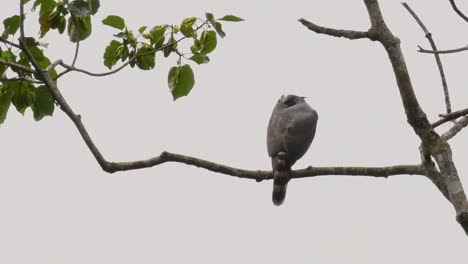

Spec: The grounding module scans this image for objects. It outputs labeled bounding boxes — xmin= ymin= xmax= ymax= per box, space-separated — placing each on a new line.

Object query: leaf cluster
xmin=102 ymin=13 xmax=243 ymax=100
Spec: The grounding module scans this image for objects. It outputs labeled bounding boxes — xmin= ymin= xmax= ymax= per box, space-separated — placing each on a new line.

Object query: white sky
xmin=1 ymin=0 xmax=468 ymax=263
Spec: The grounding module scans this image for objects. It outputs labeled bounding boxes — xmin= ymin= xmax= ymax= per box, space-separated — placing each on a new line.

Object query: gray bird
xmin=267 ymin=94 xmax=318 ymax=205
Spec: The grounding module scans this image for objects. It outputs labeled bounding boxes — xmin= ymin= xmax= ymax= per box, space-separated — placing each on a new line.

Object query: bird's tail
xmin=272 ymin=152 xmax=291 ymax=206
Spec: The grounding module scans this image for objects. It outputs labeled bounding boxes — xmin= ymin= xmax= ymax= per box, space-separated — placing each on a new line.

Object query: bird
xmin=267 ymin=94 xmax=318 ymax=205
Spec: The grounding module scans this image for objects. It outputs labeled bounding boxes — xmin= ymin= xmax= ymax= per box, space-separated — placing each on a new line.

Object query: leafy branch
xmin=0 ymin=0 xmax=243 ymax=124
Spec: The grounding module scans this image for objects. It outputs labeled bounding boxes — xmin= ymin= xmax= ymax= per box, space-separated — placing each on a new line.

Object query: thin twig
xmin=71 ymin=42 xmax=79 ymax=67
xmin=449 ymin=0 xmax=468 ymax=23
xmin=419 ymin=45 xmax=468 ymax=54
xmin=0 ymin=37 xmax=21 ymax=49
xmin=0 ymin=77 xmax=43 ymax=84
xmin=0 ymin=59 xmax=36 ymax=74
xmin=402 ymin=2 xmax=451 ymax=113
xmin=431 ymin=107 xmax=468 ymax=128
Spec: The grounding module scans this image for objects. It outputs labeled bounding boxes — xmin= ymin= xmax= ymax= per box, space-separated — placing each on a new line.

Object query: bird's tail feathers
xmin=272 ymin=152 xmax=291 ymax=206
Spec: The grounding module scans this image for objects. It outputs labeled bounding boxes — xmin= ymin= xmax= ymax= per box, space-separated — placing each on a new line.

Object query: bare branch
xmin=298 ymin=18 xmax=370 ymax=39
xmin=419 ymin=45 xmax=468 ymax=54
xmin=442 ymin=115 xmax=468 ymax=140
xmin=449 ymin=0 xmax=468 ymax=23
xmin=402 ymin=2 xmax=451 ymax=113
xmin=432 ymin=107 xmax=468 ymax=128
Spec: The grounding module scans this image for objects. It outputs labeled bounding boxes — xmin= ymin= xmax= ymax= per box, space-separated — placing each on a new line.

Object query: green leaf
xmin=3 ymin=15 xmax=20 ymax=35
xmin=168 ymin=64 xmax=195 ymax=100
xmin=206 ymin=13 xmax=225 ymax=37
xmin=67 ymin=15 xmax=92 ymax=42
xmin=10 ymin=81 xmax=35 ymax=114
xmin=57 ymin=15 xmax=66 ymax=34
xmin=32 ymin=85 xmax=54 ymax=121
xmin=136 ymin=45 xmax=155 ymax=70
xmin=68 ymin=0 xmax=90 ymax=17
xmin=102 ymin=15 xmax=125 ymax=30
xmin=0 ymin=85 xmax=12 ymax=125
xmin=218 ymin=15 xmax=244 ymax=22
xmin=88 ymin=0 xmax=100 ymax=15
xmin=37 ymin=0 xmax=57 ymax=37
xmin=213 ymin=22 xmax=226 ymax=38
xmin=138 ymin=26 xmax=147 ymax=34
xmin=205 ymin=13 xmax=215 ymax=25
xmin=189 ymin=54 xmax=210 ymax=65
xmin=180 ymin=17 xmax=197 ymax=38
xmin=103 ymin=40 xmax=122 ymax=69
xmin=200 ymin=30 xmax=217 ymax=55
xmin=163 ymin=35 xmax=177 ymax=57
xmin=148 ymin=25 xmax=167 ymax=48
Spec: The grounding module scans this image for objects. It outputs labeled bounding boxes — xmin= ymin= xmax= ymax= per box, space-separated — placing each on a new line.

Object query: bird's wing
xmin=283 ymin=106 xmax=318 ymax=164
xmin=267 ymin=108 xmax=291 ymax=157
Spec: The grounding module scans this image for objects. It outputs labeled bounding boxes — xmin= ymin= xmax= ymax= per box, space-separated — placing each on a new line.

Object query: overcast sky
xmin=1 ymin=0 xmax=468 ymax=263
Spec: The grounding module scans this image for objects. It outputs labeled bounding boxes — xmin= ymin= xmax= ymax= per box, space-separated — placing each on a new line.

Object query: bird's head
xmin=279 ymin=94 xmax=306 ymax=107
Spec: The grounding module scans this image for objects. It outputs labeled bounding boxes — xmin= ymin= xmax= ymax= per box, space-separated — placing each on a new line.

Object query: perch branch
xmin=402 ymin=3 xmax=451 ymax=113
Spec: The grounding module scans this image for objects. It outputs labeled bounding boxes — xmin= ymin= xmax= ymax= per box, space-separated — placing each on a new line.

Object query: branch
xmin=431 ymin=107 xmax=468 ymax=128
xmin=104 ymin=151 xmax=427 ymax=180
xmin=0 ymin=77 xmax=43 ymax=84
xmin=449 ymin=0 xmax=468 ymax=23
xmin=402 ymin=2 xmax=451 ymax=113
xmin=0 ymin=37 xmax=21 ymax=49
xmin=419 ymin=45 xmax=468 ymax=54
xmin=442 ymin=115 xmax=468 ymax=140
xmin=298 ymin=18 xmax=370 ymax=39
xmin=0 ymin=59 xmax=36 ymax=74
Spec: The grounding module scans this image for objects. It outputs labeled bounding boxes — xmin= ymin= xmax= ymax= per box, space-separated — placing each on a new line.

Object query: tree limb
xmin=402 ymin=2 xmax=451 ymax=113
